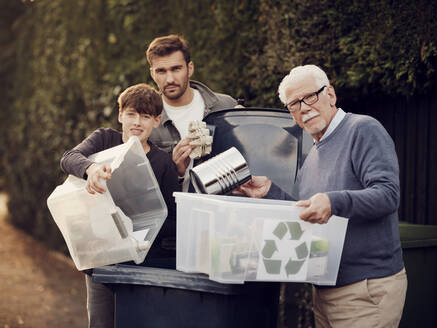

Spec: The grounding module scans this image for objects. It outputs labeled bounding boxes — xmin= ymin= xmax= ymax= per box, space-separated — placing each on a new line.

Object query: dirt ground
xmin=0 ymin=193 xmax=88 ymax=328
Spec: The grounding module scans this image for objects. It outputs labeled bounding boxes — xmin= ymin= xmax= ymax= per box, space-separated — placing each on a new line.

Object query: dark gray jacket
xmin=149 ymin=80 xmax=237 ymax=153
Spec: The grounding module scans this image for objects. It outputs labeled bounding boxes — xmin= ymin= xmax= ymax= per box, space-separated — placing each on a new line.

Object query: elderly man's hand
xmin=85 ymin=163 xmax=112 ymax=194
xmin=232 ymin=176 xmax=272 ymax=198
xmin=172 ymin=138 xmax=195 ymax=177
xmin=296 ymin=193 xmax=332 ymax=224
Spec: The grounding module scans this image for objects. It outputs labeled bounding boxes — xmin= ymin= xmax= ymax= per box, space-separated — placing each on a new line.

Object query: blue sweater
xmin=297 ymin=113 xmax=404 ymax=286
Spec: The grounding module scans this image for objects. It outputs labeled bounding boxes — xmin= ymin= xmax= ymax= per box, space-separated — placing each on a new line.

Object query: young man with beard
xmin=146 ymin=34 xmax=237 ymax=190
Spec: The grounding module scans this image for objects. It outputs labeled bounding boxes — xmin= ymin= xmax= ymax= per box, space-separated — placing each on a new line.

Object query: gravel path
xmin=0 ymin=193 xmax=87 ymax=328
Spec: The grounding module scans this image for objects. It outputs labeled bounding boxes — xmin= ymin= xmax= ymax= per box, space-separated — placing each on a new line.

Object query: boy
xmin=61 ymin=83 xmax=180 ymax=327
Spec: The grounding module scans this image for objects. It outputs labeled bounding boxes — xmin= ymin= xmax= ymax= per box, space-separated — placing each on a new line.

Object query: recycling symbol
xmin=258 ymin=221 xmax=311 ymax=280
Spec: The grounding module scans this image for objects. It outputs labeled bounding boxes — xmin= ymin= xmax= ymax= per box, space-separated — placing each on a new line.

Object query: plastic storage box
xmin=47 ymin=136 xmax=167 ymax=270
xmin=175 ymin=192 xmax=348 ymax=286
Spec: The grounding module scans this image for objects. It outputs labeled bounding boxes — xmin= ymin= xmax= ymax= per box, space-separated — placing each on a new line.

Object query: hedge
xmin=1 ymin=0 xmax=436 ymax=250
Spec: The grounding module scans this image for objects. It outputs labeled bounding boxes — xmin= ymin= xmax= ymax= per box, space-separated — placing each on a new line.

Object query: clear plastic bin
xmin=174 ymin=192 xmax=348 ymax=286
xmin=47 ymin=136 xmax=167 ymax=270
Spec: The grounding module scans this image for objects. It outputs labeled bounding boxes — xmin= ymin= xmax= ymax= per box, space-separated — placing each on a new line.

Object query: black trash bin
xmin=204 ymin=107 xmax=313 ymax=196
xmin=93 ymin=264 xmax=280 ymax=328
xmin=399 ymin=222 xmax=437 ymax=327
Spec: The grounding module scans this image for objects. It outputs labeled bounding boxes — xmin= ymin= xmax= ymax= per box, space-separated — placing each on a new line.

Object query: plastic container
xmin=174 ymin=192 xmax=348 ymax=286
xmin=47 ymin=136 xmax=167 ymax=270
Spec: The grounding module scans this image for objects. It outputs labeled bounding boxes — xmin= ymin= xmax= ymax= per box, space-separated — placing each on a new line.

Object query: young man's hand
xmin=232 ymin=176 xmax=272 ymax=198
xmin=172 ymin=138 xmax=194 ymax=177
xmin=85 ymin=163 xmax=112 ymax=194
xmin=296 ymin=193 xmax=331 ymax=224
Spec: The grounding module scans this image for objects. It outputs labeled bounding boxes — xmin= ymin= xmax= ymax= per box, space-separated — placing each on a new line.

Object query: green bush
xmin=2 ymin=0 xmax=436 ymax=251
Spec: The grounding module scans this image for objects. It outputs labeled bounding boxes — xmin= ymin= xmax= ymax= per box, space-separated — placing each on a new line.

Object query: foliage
xmin=2 ymin=0 xmax=436 ymax=251
xmin=250 ymin=0 xmax=437 ymax=106
xmin=279 ymin=283 xmax=314 ymax=328
xmin=0 ymin=0 xmax=25 ymax=189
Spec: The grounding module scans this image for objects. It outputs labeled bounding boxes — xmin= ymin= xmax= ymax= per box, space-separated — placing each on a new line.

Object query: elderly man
xmin=238 ymin=65 xmax=407 ymax=327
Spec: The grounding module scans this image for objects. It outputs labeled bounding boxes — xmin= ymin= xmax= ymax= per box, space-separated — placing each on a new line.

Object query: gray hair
xmin=278 ymin=65 xmax=330 ymax=104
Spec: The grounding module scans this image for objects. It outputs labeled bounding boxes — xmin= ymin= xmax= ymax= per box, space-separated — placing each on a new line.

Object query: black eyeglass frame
xmin=285 ymin=85 xmax=327 ymax=113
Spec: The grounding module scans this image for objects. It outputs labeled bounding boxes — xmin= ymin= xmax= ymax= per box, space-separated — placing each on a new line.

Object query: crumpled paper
xmin=188 ymin=121 xmax=213 ymax=159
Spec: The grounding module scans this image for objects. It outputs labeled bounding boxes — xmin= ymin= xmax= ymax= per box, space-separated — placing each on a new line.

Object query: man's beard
xmin=162 ymin=75 xmax=189 ymax=100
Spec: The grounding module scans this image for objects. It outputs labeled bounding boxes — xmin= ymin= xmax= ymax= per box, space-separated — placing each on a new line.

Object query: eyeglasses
xmin=285 ymin=85 xmax=327 ymax=113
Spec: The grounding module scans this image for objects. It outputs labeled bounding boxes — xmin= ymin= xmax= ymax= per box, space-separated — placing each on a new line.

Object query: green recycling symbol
xmin=260 ymin=221 xmax=310 ymax=279
xmin=273 ymin=222 xmax=304 ymax=240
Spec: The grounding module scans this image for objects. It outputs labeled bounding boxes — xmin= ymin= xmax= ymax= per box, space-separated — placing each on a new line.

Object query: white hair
xmin=278 ymin=65 xmax=330 ymax=104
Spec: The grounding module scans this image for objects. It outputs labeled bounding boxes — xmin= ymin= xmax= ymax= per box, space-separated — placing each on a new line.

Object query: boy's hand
xmin=85 ymin=163 xmax=112 ymax=194
xmin=232 ymin=176 xmax=272 ymax=198
xmin=172 ymin=138 xmax=194 ymax=177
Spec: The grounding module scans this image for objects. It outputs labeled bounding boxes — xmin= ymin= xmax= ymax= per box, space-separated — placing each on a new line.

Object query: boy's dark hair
xmin=146 ymin=34 xmax=190 ymax=65
xmin=117 ymin=83 xmax=163 ymax=117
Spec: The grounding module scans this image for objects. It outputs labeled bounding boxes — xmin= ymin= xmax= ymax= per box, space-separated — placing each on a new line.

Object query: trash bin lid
xmin=399 ymin=222 xmax=437 ymax=248
xmin=203 ymin=108 xmax=312 ymax=197
xmin=92 ymin=264 xmax=248 ymax=295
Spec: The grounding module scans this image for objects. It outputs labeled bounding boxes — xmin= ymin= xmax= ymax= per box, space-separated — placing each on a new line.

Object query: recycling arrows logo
xmin=258 ymin=220 xmax=311 ymax=280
